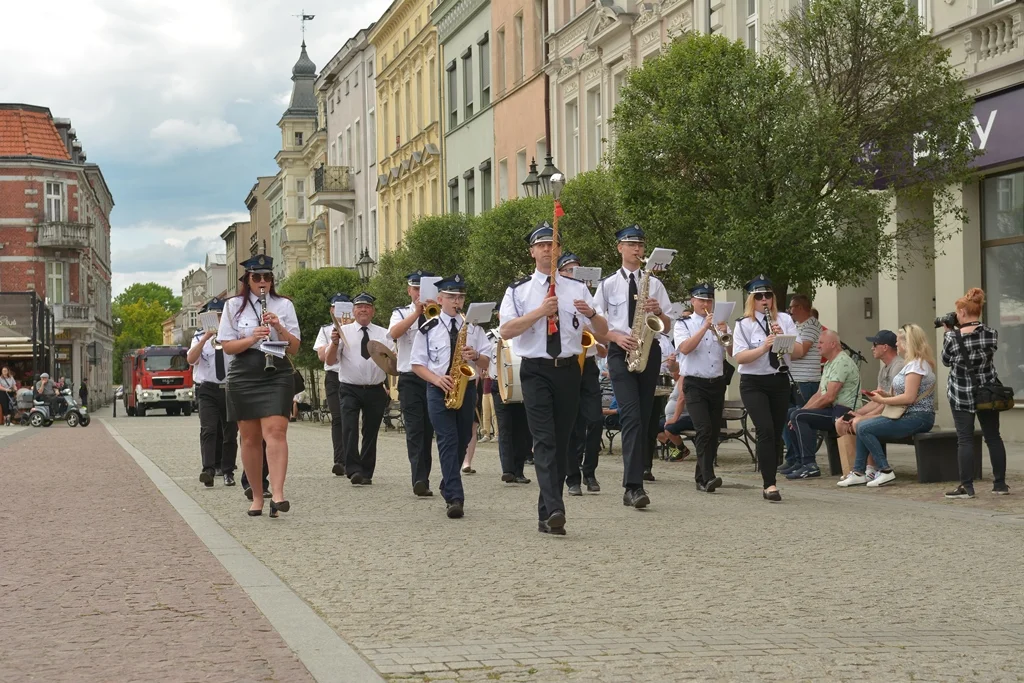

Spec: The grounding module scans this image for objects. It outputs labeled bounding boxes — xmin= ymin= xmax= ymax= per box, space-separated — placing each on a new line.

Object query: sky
xmin=0 ymin=0 xmax=391 ymax=296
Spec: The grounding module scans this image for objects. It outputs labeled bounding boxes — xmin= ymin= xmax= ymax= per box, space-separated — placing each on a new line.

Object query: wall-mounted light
xmin=864 ymin=297 xmax=873 ymax=320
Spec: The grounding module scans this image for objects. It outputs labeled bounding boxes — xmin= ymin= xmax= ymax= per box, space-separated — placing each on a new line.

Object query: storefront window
xmin=982 ymin=170 xmax=1024 ymax=401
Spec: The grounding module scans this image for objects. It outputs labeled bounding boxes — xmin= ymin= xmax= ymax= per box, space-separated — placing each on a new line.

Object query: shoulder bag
xmin=953 ymin=329 xmax=1014 ymax=412
xmin=880 ymin=379 xmax=934 ymax=419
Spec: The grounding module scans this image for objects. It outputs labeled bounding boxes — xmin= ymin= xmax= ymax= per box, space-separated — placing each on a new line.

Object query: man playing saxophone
xmin=500 ymin=226 xmax=609 ymax=536
xmin=592 ymin=225 xmax=672 ymax=510
xmin=411 ymin=275 xmax=490 ymax=519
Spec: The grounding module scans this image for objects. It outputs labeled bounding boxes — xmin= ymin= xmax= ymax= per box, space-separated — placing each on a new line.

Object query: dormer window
xmin=295 ymin=132 xmax=304 ymax=147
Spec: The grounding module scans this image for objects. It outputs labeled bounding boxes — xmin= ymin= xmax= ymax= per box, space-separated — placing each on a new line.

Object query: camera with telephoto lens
xmin=934 ymin=311 xmax=958 ymax=329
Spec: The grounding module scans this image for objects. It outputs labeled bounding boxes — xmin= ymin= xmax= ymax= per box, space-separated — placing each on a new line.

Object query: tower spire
xmin=293 ymin=10 xmax=315 ymax=43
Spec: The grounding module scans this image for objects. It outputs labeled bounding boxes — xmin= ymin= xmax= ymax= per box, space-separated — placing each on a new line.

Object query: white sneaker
xmin=867 ymin=470 xmax=896 ymax=487
xmin=865 ymin=466 xmax=878 ymax=481
xmin=837 ymin=472 xmax=868 ymax=487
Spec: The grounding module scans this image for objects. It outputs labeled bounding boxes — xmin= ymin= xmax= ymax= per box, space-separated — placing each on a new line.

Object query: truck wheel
xmin=137 ymin=406 xmax=147 ymax=417
xmin=167 ymin=407 xmax=179 ymax=416
xmin=127 ymin=405 xmax=136 ymax=417
xmin=183 ymin=406 xmax=192 ymax=417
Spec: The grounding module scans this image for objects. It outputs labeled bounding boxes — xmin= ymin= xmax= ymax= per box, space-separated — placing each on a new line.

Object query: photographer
xmin=940 ymin=288 xmax=1008 ymax=499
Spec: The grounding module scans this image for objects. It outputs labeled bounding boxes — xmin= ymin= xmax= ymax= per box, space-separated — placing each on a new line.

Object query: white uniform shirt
xmin=217 ymin=293 xmax=300 ymax=347
xmin=732 ymin=310 xmax=800 ymax=376
xmin=389 ymin=304 xmax=424 ymax=374
xmin=335 ymin=321 xmax=391 ymax=386
xmin=189 ymin=330 xmax=233 ymax=384
xmin=499 ymin=270 xmax=596 ymax=359
xmin=593 ymin=267 xmax=672 ymax=334
xmin=674 ymin=313 xmax=726 ymax=379
xmin=313 ymin=323 xmax=341 ymax=372
xmin=411 ymin=311 xmax=490 ymax=377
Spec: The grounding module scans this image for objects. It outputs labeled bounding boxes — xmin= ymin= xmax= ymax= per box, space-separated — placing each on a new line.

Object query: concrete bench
xmin=823 ymin=430 xmax=983 ymax=483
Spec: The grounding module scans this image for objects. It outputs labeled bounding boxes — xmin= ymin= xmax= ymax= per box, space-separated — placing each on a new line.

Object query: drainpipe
xmin=543 ymin=0 xmax=551 ymax=154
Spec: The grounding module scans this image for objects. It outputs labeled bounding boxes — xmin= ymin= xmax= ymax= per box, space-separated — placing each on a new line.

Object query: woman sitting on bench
xmin=837 ymin=324 xmax=936 ymax=488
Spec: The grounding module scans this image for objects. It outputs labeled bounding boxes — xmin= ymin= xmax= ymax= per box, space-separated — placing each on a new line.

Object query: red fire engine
xmin=121 ymin=345 xmax=195 ymax=417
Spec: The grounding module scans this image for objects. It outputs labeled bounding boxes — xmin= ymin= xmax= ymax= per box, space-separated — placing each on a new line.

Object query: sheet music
xmin=571 ymin=266 xmax=601 ymax=285
xmin=647 ymin=247 xmax=677 ymax=269
xmin=772 ymin=335 xmax=797 ymax=354
xmin=464 ymin=302 xmax=496 ymax=326
xmin=333 ymin=301 xmax=354 ymax=319
xmin=666 ymin=302 xmax=688 ymax=320
xmin=198 ymin=311 xmax=219 ymax=333
xmin=259 ymin=340 xmax=289 ymax=358
xmin=419 ymin=276 xmax=441 ymax=301
xmin=713 ymin=301 xmax=736 ymax=324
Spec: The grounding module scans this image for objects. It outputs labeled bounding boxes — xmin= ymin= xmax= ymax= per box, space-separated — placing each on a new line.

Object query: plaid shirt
xmin=941 ymin=325 xmax=999 ymax=413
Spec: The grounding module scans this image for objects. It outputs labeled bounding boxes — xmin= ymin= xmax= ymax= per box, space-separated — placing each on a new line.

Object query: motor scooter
xmin=28 ymin=388 xmax=90 ymax=427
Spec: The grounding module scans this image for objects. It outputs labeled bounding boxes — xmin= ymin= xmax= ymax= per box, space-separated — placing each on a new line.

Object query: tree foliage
xmin=276 ymin=266 xmax=363 ymax=368
xmin=112 ymin=299 xmax=171 ymax=380
xmin=466 ymin=197 xmax=552 ymax=306
xmin=114 ymin=283 xmax=181 ymax=314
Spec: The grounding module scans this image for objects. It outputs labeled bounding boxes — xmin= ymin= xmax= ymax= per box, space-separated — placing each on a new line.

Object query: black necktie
xmin=628 ymin=273 xmax=638 ymax=324
xmin=360 ymin=326 xmax=370 ymax=360
xmin=760 ymin=317 xmax=780 ymax=370
xmin=214 ymin=348 xmax=226 ymax=381
xmin=447 ymin=319 xmax=459 ymax=373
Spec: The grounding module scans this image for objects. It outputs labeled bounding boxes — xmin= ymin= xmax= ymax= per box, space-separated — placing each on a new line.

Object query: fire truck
xmin=121 ymin=345 xmax=195 ymax=417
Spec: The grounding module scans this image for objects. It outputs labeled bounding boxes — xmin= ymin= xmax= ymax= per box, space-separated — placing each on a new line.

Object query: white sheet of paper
xmin=713 ymin=301 xmax=736 ymax=324
xmin=199 ymin=311 xmax=219 ymax=333
xmin=772 ymin=335 xmax=797 ymax=354
xmin=647 ymin=247 xmax=677 ymax=269
xmin=333 ymin=301 xmax=354 ymax=319
xmin=572 ymin=266 xmax=601 ymax=285
xmin=464 ymin=302 xmax=496 ymax=326
xmin=419 ymin=276 xmax=442 ymax=301
xmin=666 ymin=302 xmax=688 ymax=320
xmin=259 ymin=340 xmax=289 ymax=358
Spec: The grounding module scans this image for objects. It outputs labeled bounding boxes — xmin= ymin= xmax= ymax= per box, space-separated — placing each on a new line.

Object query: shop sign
xmin=968 ymin=86 xmax=1024 ymax=170
xmin=0 ymin=294 xmax=34 ymax=339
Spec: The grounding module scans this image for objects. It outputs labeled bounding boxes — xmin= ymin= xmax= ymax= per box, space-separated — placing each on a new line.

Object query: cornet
xmin=422 ymin=300 xmax=441 ymax=319
xmin=709 ymin=323 xmax=732 ymax=347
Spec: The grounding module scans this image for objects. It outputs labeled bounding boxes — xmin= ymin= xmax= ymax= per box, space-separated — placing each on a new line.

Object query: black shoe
xmin=332 ymin=463 xmax=346 ymax=476
xmin=584 ymin=476 xmax=601 ymax=492
xmin=992 ymin=483 xmax=1010 ymax=495
xmin=643 ymin=470 xmax=656 ymax=482
xmin=567 ymin=484 xmax=583 ymax=496
xmin=199 ymin=469 xmax=214 ymax=487
xmin=215 ymin=468 xmax=224 ymax=476
xmin=244 ymin=486 xmax=253 ymax=501
xmin=247 ymin=508 xmax=262 ymax=517
xmin=500 ymin=472 xmax=515 ymax=483
xmin=623 ymin=488 xmax=650 ymax=509
xmin=514 ymin=475 xmax=531 ymax=484
xmin=945 ymin=485 xmax=974 ymax=499
xmin=413 ymin=480 xmax=430 ymax=496
xmin=538 ymin=511 xmax=567 ymax=535
xmin=696 ymin=481 xmax=708 ymax=492
xmin=350 ymin=473 xmax=364 ymax=486
xmin=223 ymin=473 xmax=236 ymax=487
xmin=360 ymin=478 xmax=373 ymax=486
xmin=269 ymin=500 xmax=290 ymax=518
xmin=763 ymin=488 xmax=782 ymax=502
xmin=446 ymin=500 xmax=464 ymax=519
xmin=705 ymin=476 xmax=722 ymax=493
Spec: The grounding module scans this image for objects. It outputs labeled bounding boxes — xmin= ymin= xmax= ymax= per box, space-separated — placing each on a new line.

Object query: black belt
xmin=684 ymin=375 xmax=724 ymax=384
xmin=399 ymin=371 xmax=421 ymax=378
xmin=341 ymin=382 xmax=385 ymax=389
xmin=523 ymin=356 xmax=578 ymax=368
xmin=199 ymin=382 xmax=226 ymax=389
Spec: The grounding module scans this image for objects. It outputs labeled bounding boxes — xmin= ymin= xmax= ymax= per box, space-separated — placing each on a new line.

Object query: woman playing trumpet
xmin=218 ymin=255 xmax=301 ymax=518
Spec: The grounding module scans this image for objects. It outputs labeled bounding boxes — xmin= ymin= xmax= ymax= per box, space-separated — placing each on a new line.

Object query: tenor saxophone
xmin=625 ymin=267 xmax=665 ymax=373
xmin=444 ymin=313 xmax=477 ymax=410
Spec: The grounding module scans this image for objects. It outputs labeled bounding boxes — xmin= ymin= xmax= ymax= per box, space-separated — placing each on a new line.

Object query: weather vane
xmin=293 ymin=9 xmax=315 ymax=43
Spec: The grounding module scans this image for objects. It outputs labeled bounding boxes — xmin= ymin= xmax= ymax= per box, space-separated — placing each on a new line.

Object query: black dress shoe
xmin=585 ymin=477 xmax=601 ymax=493
xmin=763 ymin=488 xmax=782 ymax=502
xmin=696 ymin=481 xmax=708 ymax=492
xmin=643 ymin=470 xmax=656 ymax=482
xmin=244 ymin=486 xmax=253 ymax=501
xmin=567 ymin=484 xmax=583 ymax=496
xmin=332 ymin=464 xmax=346 ymax=476
xmin=350 ymin=473 xmax=364 ymax=486
xmin=413 ymin=480 xmax=430 ymax=496
xmin=514 ymin=475 xmax=531 ymax=484
xmin=500 ymin=472 xmax=515 ymax=483
xmin=199 ymin=469 xmax=214 ymax=487
xmin=223 ymin=473 xmax=236 ymax=487
xmin=247 ymin=508 xmax=262 ymax=517
xmin=446 ymin=500 xmax=464 ymax=518
xmin=538 ymin=511 xmax=567 ymax=535
xmin=360 ymin=478 xmax=373 ymax=486
xmin=215 ymin=468 xmax=224 ymax=476
xmin=269 ymin=500 xmax=290 ymax=518
xmin=622 ymin=488 xmax=651 ymax=509
xmin=705 ymin=476 xmax=722 ymax=493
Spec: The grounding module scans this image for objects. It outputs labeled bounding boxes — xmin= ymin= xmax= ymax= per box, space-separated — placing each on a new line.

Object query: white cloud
xmin=149 ymin=118 xmax=242 ymax=156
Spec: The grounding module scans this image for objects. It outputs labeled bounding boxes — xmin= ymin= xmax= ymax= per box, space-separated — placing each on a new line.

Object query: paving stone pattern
xmin=0 ymin=423 xmax=314 ymax=683
xmin=109 ymin=410 xmax=1024 ymax=682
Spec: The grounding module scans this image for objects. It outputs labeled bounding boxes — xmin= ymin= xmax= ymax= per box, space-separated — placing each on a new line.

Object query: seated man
xmin=33 ymin=372 xmax=62 ymax=417
xmin=657 ymin=368 xmax=692 ymax=461
xmin=781 ymin=330 xmax=861 ymax=479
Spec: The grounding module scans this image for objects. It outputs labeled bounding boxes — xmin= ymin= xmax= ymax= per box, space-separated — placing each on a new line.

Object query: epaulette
xmin=420 ymin=318 xmax=440 ymax=334
xmin=598 ymin=272 xmax=617 ymax=283
xmin=393 ymin=305 xmax=407 ymax=312
xmin=508 ymin=275 xmax=531 ymax=289
xmin=563 ymin=275 xmax=584 ymax=283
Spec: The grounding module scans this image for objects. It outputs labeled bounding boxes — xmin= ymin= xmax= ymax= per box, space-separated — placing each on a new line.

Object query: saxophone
xmin=444 ymin=313 xmax=477 ymax=409
xmin=625 ymin=267 xmax=665 ymax=373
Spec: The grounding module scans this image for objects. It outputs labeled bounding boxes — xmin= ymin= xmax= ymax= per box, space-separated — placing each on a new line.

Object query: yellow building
xmin=369 ymin=0 xmax=444 ymax=253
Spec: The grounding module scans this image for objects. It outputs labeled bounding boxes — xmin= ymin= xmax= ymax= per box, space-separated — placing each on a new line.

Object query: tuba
xmin=625 ymin=265 xmax=665 ymax=373
xmin=444 ymin=313 xmax=477 ymax=409
xmin=578 ymin=329 xmax=596 ymax=372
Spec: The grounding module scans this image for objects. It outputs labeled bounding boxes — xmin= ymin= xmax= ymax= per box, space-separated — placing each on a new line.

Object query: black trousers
xmin=566 ymin=357 xmax=602 ymax=487
xmin=493 ymin=386 xmax=531 ymax=477
xmin=684 ymin=376 xmax=726 ymax=484
xmin=740 ymin=373 xmax=791 ymax=488
xmin=520 ymin=358 xmax=582 ymax=521
xmin=399 ymin=372 xmax=434 ymax=487
xmin=646 ymin=395 xmax=668 ymax=471
xmin=608 ymin=342 xmax=662 ymax=490
xmin=324 ymin=372 xmax=345 ymax=466
xmin=197 ymin=383 xmax=237 ymax=473
xmin=951 ymin=407 xmax=1006 ymax=490
xmin=240 ymin=442 xmax=269 ymax=490
xmin=340 ymin=382 xmax=390 ymax=479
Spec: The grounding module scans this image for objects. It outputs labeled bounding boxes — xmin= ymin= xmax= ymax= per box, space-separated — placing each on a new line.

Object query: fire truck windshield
xmin=144 ymin=355 xmax=189 ymax=372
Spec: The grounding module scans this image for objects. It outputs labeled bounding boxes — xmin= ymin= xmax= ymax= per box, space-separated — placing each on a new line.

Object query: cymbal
xmin=367 ymin=340 xmax=398 ymax=376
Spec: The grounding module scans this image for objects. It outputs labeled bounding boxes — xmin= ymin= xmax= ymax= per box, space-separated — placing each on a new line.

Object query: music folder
xmin=464 ymin=302 xmax=496 ymax=326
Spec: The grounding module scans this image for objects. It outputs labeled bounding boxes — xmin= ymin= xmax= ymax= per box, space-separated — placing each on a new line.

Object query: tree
xmin=113 ymin=300 xmax=171 ymax=380
xmin=114 ymin=283 xmax=181 ymax=313
xmin=276 ymin=267 xmax=363 ymax=369
xmin=466 ymin=196 xmax=552 ymax=306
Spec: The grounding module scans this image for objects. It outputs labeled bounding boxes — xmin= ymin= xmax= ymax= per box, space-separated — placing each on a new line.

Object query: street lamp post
xmin=538 ymin=154 xmax=560 ymax=197
xmin=522 ymin=157 xmax=540 ymax=198
xmin=355 ymin=247 xmax=376 ymax=283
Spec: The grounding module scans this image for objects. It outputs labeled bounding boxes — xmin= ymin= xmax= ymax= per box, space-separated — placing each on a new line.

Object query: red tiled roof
xmin=0 ymin=107 xmax=71 ymax=160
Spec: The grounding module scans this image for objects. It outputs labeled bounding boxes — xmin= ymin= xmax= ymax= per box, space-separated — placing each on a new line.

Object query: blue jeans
xmin=783 ymin=382 xmax=821 ymax=463
xmin=427 ymin=383 xmax=477 ymax=504
xmin=854 ymin=412 xmax=935 ymax=473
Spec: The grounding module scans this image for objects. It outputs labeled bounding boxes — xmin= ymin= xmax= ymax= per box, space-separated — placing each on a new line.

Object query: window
xmin=746 ymin=0 xmax=758 ymax=53
xmin=463 ymin=49 xmax=474 ymax=119
xmin=516 ymin=150 xmax=528 ymax=197
xmin=465 ymin=170 xmax=476 ymax=217
xmin=405 ymin=82 xmax=412 ymax=141
xmin=536 ymin=139 xmax=547 ymax=171
xmin=382 ymin=102 xmax=390 ymax=154
xmin=407 ymin=191 xmax=414 ymax=230
xmin=346 ymin=126 xmax=353 ymax=167
xmin=415 ymin=16 xmax=422 ymax=32
xmin=496 ymin=28 xmax=506 ymax=94
xmin=395 ymin=198 xmax=402 ymax=243
xmin=480 ymin=160 xmax=493 ymax=211
xmin=534 ymin=0 xmax=544 ymax=70
xmin=383 ymin=205 xmax=390 ymax=249
xmin=296 ymin=179 xmax=306 ymax=220
xmin=449 ymin=178 xmax=460 ymax=214
xmin=479 ymin=35 xmax=490 ymax=107
xmin=367 ymin=60 xmax=374 ymax=78
xmin=514 ymin=14 xmax=525 ymax=83
xmin=429 ymin=58 xmax=437 ymax=122
xmin=330 ymin=141 xmax=337 ymax=165
xmin=345 ymin=78 xmax=350 ymax=95
xmin=294 ymin=131 xmax=304 ymax=147
xmin=354 ymin=67 xmax=359 ymax=88
xmin=566 ymin=99 xmax=579 ymax=177
xmin=44 ymin=181 xmax=63 ymax=221
xmin=393 ymin=41 xmax=399 ymax=59
xmin=370 ymin=208 xmax=377 ymax=247
xmin=499 ymin=158 xmax=509 ymax=202
xmin=418 ymin=185 xmax=425 ymax=219
xmin=354 ymin=119 xmax=362 ymax=168
xmin=447 ymin=60 xmax=458 ymax=128
xmin=982 ymin=170 xmax=1024 ymax=401
xmin=403 ymin=28 xmax=410 ymax=46
xmin=46 ymin=261 xmax=65 ymax=304
xmin=587 ymin=85 xmax=603 ymax=170
xmin=563 ymin=0 xmax=577 ymax=26
xmin=368 ymin=110 xmax=376 ymax=164
xmin=416 ymin=70 xmax=424 ymax=130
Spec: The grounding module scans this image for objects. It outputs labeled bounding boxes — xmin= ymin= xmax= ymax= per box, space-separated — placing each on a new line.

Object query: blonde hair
xmin=743 ymin=291 xmax=778 ymax=320
xmin=898 ymin=323 xmax=935 ymax=368
xmin=955 ymin=287 xmax=984 ymax=317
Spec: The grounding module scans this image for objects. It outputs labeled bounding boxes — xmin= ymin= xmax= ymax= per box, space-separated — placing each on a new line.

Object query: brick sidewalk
xmin=0 ymin=425 xmax=314 ymax=683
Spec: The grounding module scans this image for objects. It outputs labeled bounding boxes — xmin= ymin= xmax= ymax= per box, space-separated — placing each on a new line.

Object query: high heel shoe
xmin=763 ymin=488 xmax=782 ymax=502
xmin=247 ymin=507 xmax=263 ymax=516
xmin=269 ymin=500 xmax=290 ymax=518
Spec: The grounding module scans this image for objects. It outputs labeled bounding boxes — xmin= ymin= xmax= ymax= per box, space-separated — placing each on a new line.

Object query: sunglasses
xmin=753 ymin=292 xmax=774 ymax=301
xmin=249 ymin=273 xmax=273 ymax=283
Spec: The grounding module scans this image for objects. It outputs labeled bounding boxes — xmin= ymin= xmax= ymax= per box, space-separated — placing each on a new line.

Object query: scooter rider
xmin=34 ymin=373 xmax=63 ymax=418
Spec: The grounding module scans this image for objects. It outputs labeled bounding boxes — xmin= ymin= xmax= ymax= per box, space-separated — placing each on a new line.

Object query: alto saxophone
xmin=444 ymin=313 xmax=477 ymax=409
xmin=625 ymin=266 xmax=665 ymax=373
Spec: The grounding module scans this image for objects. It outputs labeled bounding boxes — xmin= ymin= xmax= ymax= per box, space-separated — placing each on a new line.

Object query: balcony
xmin=37 ymin=221 xmax=92 ymax=249
xmin=311 ymin=165 xmax=356 ymax=214
xmin=53 ymin=303 xmax=94 ymax=328
xmin=943 ymin=3 xmax=1024 ymax=85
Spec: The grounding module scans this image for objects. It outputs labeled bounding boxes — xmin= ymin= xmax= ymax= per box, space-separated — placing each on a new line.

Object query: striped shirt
xmin=789 ymin=317 xmax=823 ymax=382
xmin=941 ymin=325 xmax=999 ymax=413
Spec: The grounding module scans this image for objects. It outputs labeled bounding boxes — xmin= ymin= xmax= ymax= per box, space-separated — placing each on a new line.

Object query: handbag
xmin=953 ymin=329 xmax=1015 ymax=412
xmin=285 ymin=356 xmax=306 ymax=395
xmin=879 ymin=377 xmax=934 ymax=419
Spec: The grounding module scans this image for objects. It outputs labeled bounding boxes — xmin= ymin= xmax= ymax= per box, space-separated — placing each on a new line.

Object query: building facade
xmin=245 ymin=176 xmax=275 ymax=259
xmin=220 ymin=220 xmax=249 ymax=288
xmin=433 ymin=0 xmax=495 ymax=216
xmin=173 ymin=267 xmax=208 ymax=344
xmin=314 ymin=26 xmax=380 ymax=270
xmin=0 ymin=103 xmax=114 ymax=403
xmin=265 ymin=173 xmax=286 ymax=280
xmin=369 ymin=0 xmax=445 ymax=252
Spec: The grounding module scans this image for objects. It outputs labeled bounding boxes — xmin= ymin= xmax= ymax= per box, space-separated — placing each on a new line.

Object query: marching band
xmin=196 ymin=231 xmax=808 ymax=527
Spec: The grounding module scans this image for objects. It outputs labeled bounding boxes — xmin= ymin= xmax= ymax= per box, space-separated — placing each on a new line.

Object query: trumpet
xmin=259 ymin=287 xmax=276 ymax=373
xmin=423 ymin=301 xmax=441 ymax=319
xmin=709 ymin=321 xmax=732 ymax=347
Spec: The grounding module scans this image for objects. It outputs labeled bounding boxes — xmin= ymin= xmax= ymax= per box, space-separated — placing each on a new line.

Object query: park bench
xmin=823 ymin=429 xmax=983 ymax=483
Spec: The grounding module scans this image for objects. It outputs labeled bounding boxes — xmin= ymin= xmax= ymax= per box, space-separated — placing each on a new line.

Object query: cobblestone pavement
xmin=0 ymin=422 xmax=314 ymax=683
xmin=106 ymin=408 xmax=1024 ymax=682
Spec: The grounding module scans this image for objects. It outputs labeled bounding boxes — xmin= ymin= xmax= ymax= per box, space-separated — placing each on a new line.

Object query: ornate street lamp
xmin=355 ymin=247 xmax=376 ymax=283
xmin=538 ymin=154 xmax=561 ymax=196
xmin=522 ymin=157 xmax=541 ymax=198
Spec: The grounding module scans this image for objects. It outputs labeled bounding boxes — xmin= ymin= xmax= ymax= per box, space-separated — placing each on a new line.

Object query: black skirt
xmin=226 ymin=349 xmax=294 ymax=422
